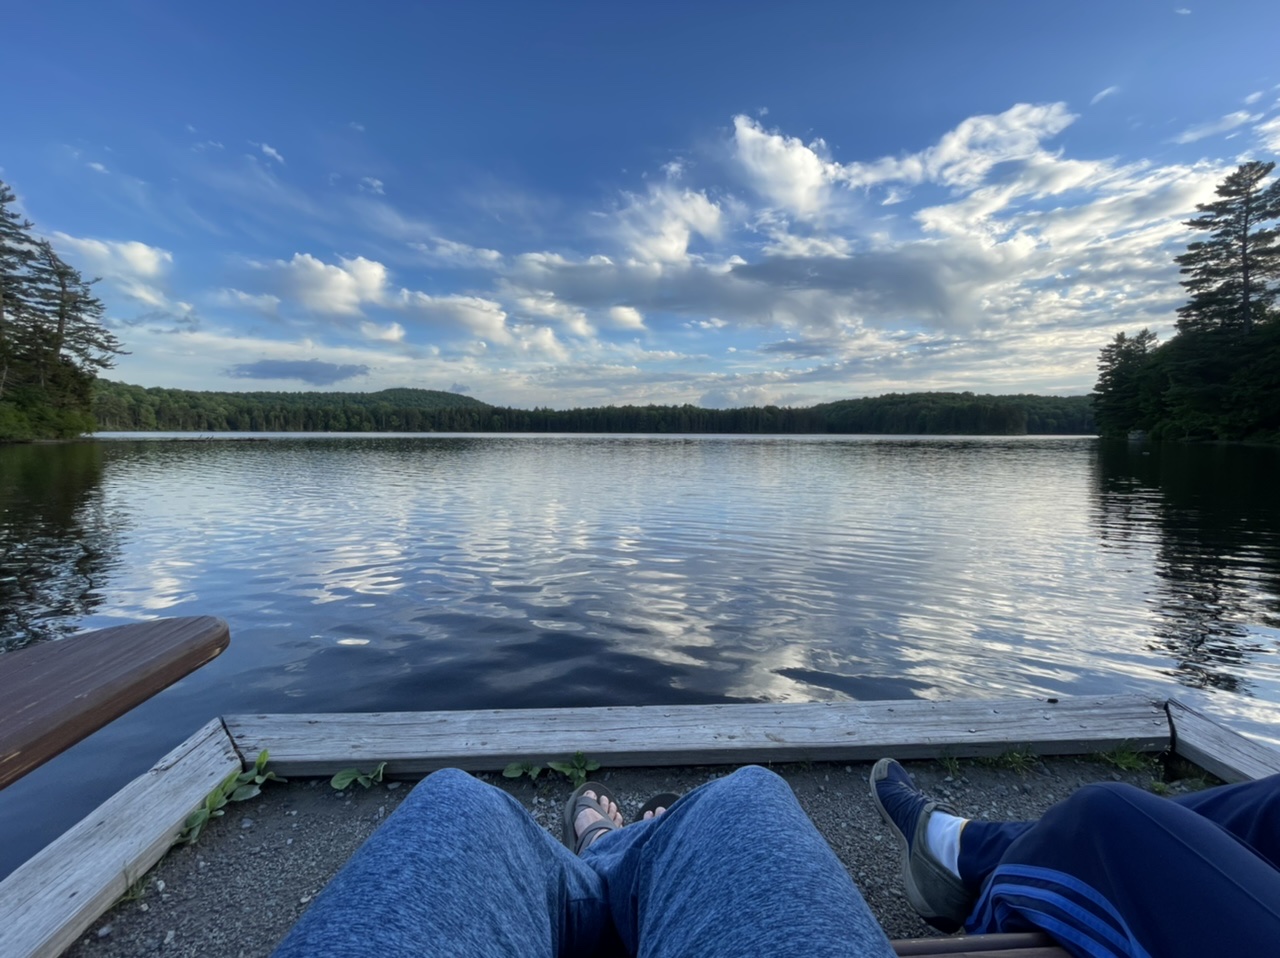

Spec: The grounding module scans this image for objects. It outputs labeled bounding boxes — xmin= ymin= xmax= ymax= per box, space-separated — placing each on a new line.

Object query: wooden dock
xmin=2 ymin=692 xmax=1278 ymax=957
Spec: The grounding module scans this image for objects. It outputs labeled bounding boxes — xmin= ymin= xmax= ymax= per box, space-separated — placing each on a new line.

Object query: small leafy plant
xmin=937 ymin=753 xmax=961 ymax=777
xmin=330 ymin=762 xmax=387 ymax=791
xmin=179 ymin=750 xmax=284 ymax=845
xmin=548 ymin=751 xmax=600 ymax=788
xmin=502 ymin=761 xmax=545 ymax=782
xmin=1095 ymin=742 xmax=1155 ymax=773
xmin=979 ymin=746 xmax=1038 ymax=775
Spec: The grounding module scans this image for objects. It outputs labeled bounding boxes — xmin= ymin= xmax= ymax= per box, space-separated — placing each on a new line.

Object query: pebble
xmin=387 ymin=782 xmax=402 ymax=790
xmin=97 ymin=925 xmax=112 ymax=938
xmin=241 ymin=818 xmax=254 ymax=829
xmin=164 ymin=930 xmax=175 ymax=945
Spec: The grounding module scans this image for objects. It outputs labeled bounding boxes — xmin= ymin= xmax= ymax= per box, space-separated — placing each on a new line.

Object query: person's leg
xmin=1158 ymin=772 xmax=1280 ymax=866
xmin=272 ymin=768 xmax=610 ymax=958
xmin=958 ymin=772 xmax=1280 ymax=889
xmin=582 ymin=765 xmax=896 ymax=958
xmin=967 ymin=781 xmax=1280 ymax=958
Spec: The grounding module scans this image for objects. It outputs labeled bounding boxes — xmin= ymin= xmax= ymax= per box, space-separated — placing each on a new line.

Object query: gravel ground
xmin=66 ymin=754 xmax=1201 ymax=957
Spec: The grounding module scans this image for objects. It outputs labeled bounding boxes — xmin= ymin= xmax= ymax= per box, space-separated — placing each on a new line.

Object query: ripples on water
xmin=1 ymin=434 xmax=1278 ymax=876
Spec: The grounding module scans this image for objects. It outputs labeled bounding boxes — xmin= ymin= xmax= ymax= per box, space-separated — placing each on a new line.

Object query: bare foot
xmin=574 ymin=790 xmax=623 ymax=850
xmin=642 ymin=804 xmax=669 ymax=821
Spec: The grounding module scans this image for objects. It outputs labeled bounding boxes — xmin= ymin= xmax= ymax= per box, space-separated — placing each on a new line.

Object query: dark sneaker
xmin=869 ymin=758 xmax=973 ymax=932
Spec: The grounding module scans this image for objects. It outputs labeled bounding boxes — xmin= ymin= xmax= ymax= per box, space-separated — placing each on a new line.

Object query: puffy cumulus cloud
xmin=213 ymin=288 xmax=281 ymax=316
xmin=861 ymin=103 xmax=1078 ymax=191
xmin=227 ymin=359 xmax=368 ymax=385
xmin=360 ymin=320 xmax=406 ymax=342
xmin=397 ymin=290 xmax=511 ymax=342
xmin=614 ymin=184 xmax=722 ymax=263
xmin=269 ymin=253 xmax=389 ymax=315
xmin=1174 ymin=111 xmax=1258 ymax=144
xmin=732 ymin=115 xmax=842 ymax=219
xmin=53 ymin=233 xmax=176 ymax=309
xmin=608 ymin=305 xmax=646 ymax=330
xmin=53 ymin=233 xmax=172 ymax=278
xmin=512 ymin=324 xmax=570 ymax=362
xmin=412 ymin=238 xmax=503 ymax=268
xmin=513 ymin=291 xmax=593 ymax=337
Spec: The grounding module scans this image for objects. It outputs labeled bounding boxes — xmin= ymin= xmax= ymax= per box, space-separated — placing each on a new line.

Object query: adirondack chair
xmin=0 ymin=616 xmax=229 ymax=789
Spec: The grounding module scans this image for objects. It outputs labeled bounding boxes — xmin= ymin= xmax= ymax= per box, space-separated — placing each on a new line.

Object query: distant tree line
xmin=1 ymin=180 xmax=124 ymax=440
xmin=92 ymin=380 xmax=1094 ymax=435
xmin=1093 ymin=161 xmax=1280 ymax=442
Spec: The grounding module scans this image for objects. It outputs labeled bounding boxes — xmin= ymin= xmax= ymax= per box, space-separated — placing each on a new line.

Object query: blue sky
xmin=6 ymin=1 xmax=1280 ymax=407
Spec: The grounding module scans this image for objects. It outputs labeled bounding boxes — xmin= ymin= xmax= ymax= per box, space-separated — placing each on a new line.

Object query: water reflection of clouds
xmin=32 ymin=436 xmax=1280 ymax=744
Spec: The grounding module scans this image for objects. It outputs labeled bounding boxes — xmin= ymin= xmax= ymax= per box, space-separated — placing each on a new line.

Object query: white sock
xmin=924 ymin=812 xmax=966 ymax=878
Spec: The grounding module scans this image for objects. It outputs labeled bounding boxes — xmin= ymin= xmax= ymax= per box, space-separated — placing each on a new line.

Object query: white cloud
xmin=732 ymin=115 xmax=841 ymax=219
xmin=360 ymin=321 xmax=405 ymax=342
xmin=213 ymin=288 xmax=281 ymax=315
xmin=1244 ymin=91 xmax=1264 ymax=105
xmin=614 ymin=184 xmax=723 ymax=263
xmin=268 ymin=253 xmax=389 ymax=315
xmin=1090 ymin=86 xmax=1119 ymax=105
xmin=87 ymin=162 xmax=108 ymax=173
xmin=1256 ymin=116 xmax=1280 ymax=152
xmin=350 ymin=121 xmax=365 ymax=132
xmin=514 ymin=291 xmax=593 ymax=337
xmin=397 ymin=290 xmax=511 ymax=342
xmin=359 ymin=176 xmax=385 ymax=195
xmin=1175 ymin=7 xmax=1190 ymax=13
xmin=608 ymin=305 xmax=646 ymax=330
xmin=260 ymin=143 xmax=285 ymax=164
xmin=412 ymin=238 xmax=503 ymax=268
xmin=1174 ymin=111 xmax=1258 ymax=144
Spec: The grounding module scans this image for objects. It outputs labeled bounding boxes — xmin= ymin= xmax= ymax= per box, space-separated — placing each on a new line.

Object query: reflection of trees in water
xmin=1094 ymin=441 xmax=1280 ymax=694
xmin=0 ymin=443 xmax=120 ymax=652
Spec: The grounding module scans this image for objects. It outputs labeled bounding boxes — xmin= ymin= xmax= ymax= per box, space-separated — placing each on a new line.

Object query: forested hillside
xmin=92 ymin=380 xmax=1093 ymax=435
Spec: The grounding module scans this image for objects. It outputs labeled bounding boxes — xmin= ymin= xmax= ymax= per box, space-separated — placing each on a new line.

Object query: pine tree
xmin=0 ymin=178 xmax=125 ymax=438
xmin=1093 ymin=329 xmax=1158 ymax=438
xmin=1175 ymin=161 xmax=1280 ymax=335
xmin=0 ymin=180 xmax=38 ymax=399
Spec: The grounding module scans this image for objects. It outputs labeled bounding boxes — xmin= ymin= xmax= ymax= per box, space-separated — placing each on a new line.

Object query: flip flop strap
xmin=573 ymin=796 xmax=619 ymax=853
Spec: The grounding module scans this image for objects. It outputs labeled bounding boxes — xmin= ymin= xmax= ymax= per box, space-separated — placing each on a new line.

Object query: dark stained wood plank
xmin=225 ymin=695 xmax=1170 ymax=777
xmin=1167 ymin=698 xmax=1280 ymax=783
xmin=0 ymin=719 xmax=241 ymax=958
xmin=893 ymin=933 xmax=1067 ymax=956
xmin=0 ymin=616 xmax=230 ymax=790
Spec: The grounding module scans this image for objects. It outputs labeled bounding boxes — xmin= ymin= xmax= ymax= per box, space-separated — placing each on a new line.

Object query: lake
xmin=2 ymin=434 xmax=1278 ymax=878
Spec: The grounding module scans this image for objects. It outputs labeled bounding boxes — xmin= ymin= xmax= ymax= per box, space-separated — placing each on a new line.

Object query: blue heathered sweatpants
xmin=271 ymin=765 xmax=897 ymax=957
xmin=958 ymin=774 xmax=1280 ymax=958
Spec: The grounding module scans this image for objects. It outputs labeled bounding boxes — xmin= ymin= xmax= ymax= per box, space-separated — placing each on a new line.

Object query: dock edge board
xmin=222 ymin=695 xmax=1173 ymax=777
xmin=0 ymin=718 xmax=243 ymax=958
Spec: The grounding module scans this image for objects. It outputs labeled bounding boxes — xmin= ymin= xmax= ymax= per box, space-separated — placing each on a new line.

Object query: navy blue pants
xmin=957 ymin=774 xmax=1280 ymax=958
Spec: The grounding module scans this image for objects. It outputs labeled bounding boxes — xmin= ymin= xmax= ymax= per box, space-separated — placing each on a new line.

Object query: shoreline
xmin=64 ymin=754 xmax=1188 ymax=957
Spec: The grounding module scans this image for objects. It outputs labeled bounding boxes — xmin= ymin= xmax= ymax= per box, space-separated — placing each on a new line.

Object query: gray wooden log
xmin=1167 ymin=698 xmax=1280 ymax=783
xmin=0 ymin=719 xmax=242 ymax=958
xmin=225 ymin=695 xmax=1170 ymax=777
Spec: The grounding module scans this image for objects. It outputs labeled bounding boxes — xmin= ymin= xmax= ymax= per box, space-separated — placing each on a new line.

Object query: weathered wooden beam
xmin=225 ymin=695 xmax=1170 ymax=777
xmin=0 ymin=616 xmax=230 ymax=790
xmin=893 ymin=932 xmax=1066 ymax=957
xmin=1167 ymin=698 xmax=1280 ymax=783
xmin=0 ymin=718 xmax=242 ymax=958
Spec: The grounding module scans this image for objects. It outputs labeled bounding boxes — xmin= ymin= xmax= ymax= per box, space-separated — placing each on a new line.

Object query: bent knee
xmin=1056 ymin=781 xmax=1159 ymax=826
xmin=409 ymin=767 xmax=500 ymax=807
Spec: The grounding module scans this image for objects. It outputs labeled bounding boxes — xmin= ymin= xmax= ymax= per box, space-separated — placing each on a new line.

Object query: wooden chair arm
xmin=0 ymin=616 xmax=229 ymax=789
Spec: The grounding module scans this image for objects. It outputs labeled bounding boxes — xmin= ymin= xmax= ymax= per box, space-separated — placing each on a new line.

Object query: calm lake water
xmin=2 ymin=434 xmax=1279 ymax=877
